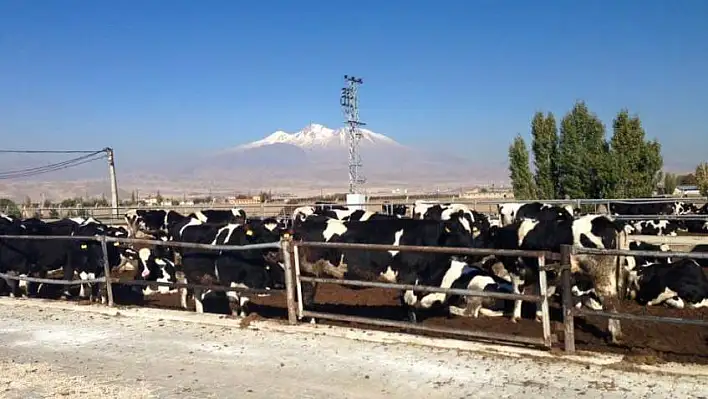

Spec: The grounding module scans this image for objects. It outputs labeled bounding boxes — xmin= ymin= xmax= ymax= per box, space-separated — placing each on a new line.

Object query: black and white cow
xmin=133 ymin=245 xmax=185 ymax=303
xmin=124 ymin=209 xmax=187 ymax=238
xmin=412 ymin=201 xmax=490 ymax=241
xmin=175 ymin=221 xmax=284 ymax=316
xmin=497 ymin=202 xmax=575 ymax=226
xmin=292 ymin=205 xmax=401 ymax=228
xmin=623 ymin=219 xmax=684 ymax=236
xmin=293 ymin=215 xmax=477 ymax=322
xmin=427 ymin=260 xmax=515 ymax=318
xmin=484 ymin=214 xmax=624 ymax=342
xmin=627 ymin=259 xmax=708 ymax=309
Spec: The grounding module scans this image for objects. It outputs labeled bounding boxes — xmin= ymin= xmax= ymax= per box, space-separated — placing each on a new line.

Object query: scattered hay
xmin=0 ymin=360 xmax=154 ymax=399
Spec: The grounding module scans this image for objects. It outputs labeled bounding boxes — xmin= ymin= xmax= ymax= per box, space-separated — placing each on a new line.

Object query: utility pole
xmin=105 ymin=147 xmax=119 ymax=218
xmin=340 ymin=75 xmax=366 ymax=194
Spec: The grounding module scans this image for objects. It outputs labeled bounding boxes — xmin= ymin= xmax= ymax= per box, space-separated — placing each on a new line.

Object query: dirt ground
xmin=131 ymin=282 xmax=708 ymax=365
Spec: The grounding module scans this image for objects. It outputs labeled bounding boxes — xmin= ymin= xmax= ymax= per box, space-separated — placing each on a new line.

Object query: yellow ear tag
xmin=246 ymin=230 xmax=253 ymax=236
xmin=282 ymin=233 xmax=290 ymax=238
xmin=444 ymin=227 xmax=451 ymax=233
xmin=80 ymin=244 xmax=88 ymax=249
xmin=114 ymin=242 xmax=120 ymax=246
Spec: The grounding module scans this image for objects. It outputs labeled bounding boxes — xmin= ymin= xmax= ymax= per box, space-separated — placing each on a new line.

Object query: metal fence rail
xmin=0 ymin=233 xmax=292 ymax=317
xmin=20 ymin=195 xmax=708 ymax=221
xmin=292 ymin=241 xmax=556 ymax=349
xmin=558 ymin=243 xmax=708 ymax=353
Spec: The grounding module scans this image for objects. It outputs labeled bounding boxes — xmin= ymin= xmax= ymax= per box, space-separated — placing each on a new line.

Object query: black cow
xmin=382 ymin=203 xmax=409 ymax=217
xmin=689 ymin=244 xmax=708 ymax=268
xmin=0 ymin=217 xmax=121 ymax=301
xmin=497 ymin=202 xmax=575 ymax=226
xmin=626 ymin=241 xmax=672 ymax=270
xmin=187 ymin=208 xmax=247 ymax=225
xmin=683 ymin=218 xmax=708 ymax=234
xmin=627 ymin=259 xmax=708 ymax=309
xmin=609 ymin=201 xmax=697 ymax=216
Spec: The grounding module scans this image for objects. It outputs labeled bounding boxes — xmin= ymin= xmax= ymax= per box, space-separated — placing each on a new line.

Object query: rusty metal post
xmin=281 ymin=238 xmax=298 ymax=325
xmin=99 ymin=235 xmax=115 ymax=307
xmin=537 ymin=255 xmax=552 ymax=348
xmin=560 ymin=245 xmax=575 ymax=353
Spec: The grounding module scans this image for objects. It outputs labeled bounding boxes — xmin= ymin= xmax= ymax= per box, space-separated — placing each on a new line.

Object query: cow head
xmin=440 ymin=216 xmax=475 ymax=249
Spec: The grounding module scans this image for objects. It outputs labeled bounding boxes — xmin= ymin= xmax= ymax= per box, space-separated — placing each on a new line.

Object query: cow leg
xmin=401 ymin=279 xmax=421 ymax=323
xmin=61 ymin=264 xmax=75 ymax=299
xmin=665 ymin=297 xmax=685 ymax=309
xmin=509 ymin=273 xmax=523 ymax=322
xmin=18 ymin=275 xmax=29 ymax=297
xmin=193 ymin=288 xmax=205 ymax=314
xmin=4 ymin=272 xmax=20 ymax=298
xmin=478 ymin=308 xmax=505 ymax=317
xmin=448 ymin=305 xmax=469 ymax=317
xmin=238 ymin=295 xmax=250 ymax=318
xmin=78 ymin=271 xmax=89 ymax=299
xmin=179 ymin=287 xmax=189 ymax=309
xmin=301 ymin=281 xmax=318 ymax=324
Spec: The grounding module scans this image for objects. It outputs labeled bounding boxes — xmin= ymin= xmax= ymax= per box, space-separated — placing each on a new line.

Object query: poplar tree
xmin=531 ymin=112 xmax=558 ymax=199
xmin=508 ymin=135 xmax=536 ymax=200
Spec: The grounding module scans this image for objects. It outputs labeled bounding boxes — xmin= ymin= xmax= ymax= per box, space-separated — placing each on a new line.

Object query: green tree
xmin=508 ymin=134 xmax=537 ymax=200
xmin=531 ymin=112 xmax=558 ymax=199
xmin=696 ymin=162 xmax=708 ymax=197
xmin=608 ymin=110 xmax=663 ymax=198
xmin=0 ymin=199 xmax=21 ymax=218
xmin=130 ymin=190 xmax=136 ymax=204
xmin=156 ymin=190 xmax=163 ymax=204
xmin=663 ymin=172 xmax=678 ymax=195
xmin=557 ymin=101 xmax=607 ymax=198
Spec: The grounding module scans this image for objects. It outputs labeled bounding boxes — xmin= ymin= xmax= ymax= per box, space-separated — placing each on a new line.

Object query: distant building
xmin=674 ymin=185 xmax=701 ymax=196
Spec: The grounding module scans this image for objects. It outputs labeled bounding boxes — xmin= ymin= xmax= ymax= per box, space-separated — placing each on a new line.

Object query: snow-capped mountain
xmin=234 ymin=123 xmax=403 ymax=151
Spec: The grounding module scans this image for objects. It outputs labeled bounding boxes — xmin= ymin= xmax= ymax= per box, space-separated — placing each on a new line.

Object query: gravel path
xmin=0 ymin=304 xmax=705 ymax=398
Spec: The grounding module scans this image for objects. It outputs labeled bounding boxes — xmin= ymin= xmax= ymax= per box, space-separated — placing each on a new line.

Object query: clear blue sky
xmin=1 ymin=0 xmax=707 ymax=170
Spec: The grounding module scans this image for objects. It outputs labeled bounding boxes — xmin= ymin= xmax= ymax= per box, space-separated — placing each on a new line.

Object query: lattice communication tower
xmin=340 ymin=75 xmax=366 ymax=194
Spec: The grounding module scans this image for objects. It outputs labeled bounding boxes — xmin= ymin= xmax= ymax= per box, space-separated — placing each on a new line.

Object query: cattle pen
xmin=25 ymin=196 xmax=708 ymax=226
xmin=1 ymin=232 xmax=707 ymax=363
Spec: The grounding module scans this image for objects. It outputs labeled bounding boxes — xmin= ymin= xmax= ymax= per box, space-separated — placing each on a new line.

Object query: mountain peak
xmin=234 ymin=123 xmax=402 ymax=151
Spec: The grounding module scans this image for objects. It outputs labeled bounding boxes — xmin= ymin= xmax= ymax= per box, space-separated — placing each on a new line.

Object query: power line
xmin=0 ymin=150 xmax=102 ymax=154
xmin=0 ymin=150 xmax=107 ymax=180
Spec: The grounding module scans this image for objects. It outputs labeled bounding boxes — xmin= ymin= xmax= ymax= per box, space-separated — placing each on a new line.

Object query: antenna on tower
xmin=340 ymin=74 xmax=366 ymax=194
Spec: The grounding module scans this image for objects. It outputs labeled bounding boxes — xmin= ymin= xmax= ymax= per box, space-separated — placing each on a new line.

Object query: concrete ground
xmin=0 ymin=299 xmax=706 ymax=399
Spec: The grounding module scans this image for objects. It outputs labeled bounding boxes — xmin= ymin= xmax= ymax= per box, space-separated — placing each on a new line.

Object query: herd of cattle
xmin=1 ymin=199 xmax=707 ymax=344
